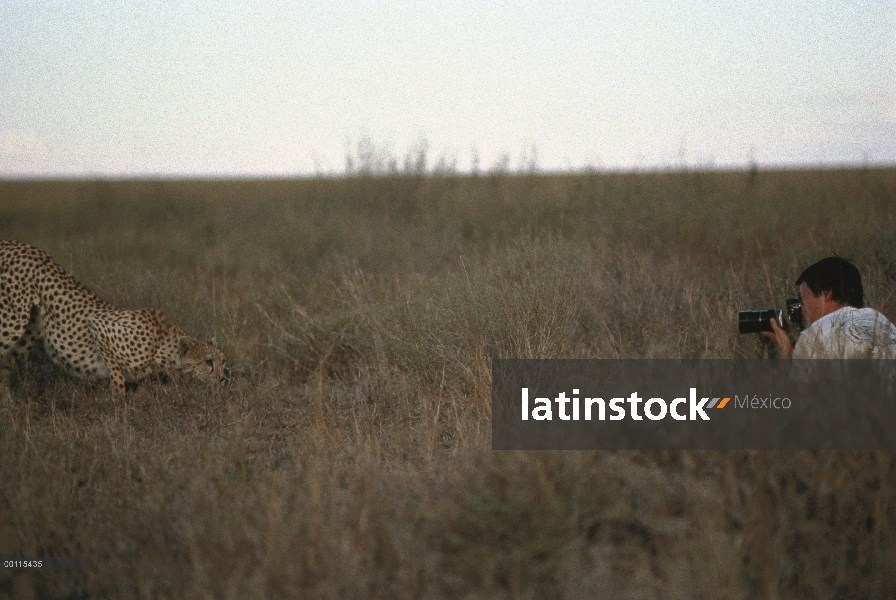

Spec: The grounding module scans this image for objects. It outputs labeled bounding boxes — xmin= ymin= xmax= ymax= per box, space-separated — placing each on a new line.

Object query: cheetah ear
xmin=179 ymin=337 xmax=193 ymax=357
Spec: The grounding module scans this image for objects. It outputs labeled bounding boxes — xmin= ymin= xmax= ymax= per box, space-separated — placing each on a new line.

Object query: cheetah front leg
xmin=97 ymin=346 xmax=127 ymax=395
xmin=86 ymin=317 xmax=129 ymax=395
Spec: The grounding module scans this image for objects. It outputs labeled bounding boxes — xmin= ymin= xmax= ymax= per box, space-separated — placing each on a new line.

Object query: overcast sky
xmin=1 ymin=1 xmax=894 ymax=177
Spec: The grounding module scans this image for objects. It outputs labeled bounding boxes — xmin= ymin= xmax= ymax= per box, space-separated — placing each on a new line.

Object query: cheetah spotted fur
xmin=0 ymin=240 xmax=229 ymax=395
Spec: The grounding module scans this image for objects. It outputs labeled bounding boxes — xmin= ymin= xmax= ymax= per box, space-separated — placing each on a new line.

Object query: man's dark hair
xmin=796 ymin=256 xmax=864 ymax=308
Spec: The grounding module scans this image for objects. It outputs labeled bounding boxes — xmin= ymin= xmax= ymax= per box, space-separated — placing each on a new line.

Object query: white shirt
xmin=793 ymin=306 xmax=896 ymax=359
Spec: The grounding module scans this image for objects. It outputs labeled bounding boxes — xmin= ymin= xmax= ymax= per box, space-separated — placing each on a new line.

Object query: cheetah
xmin=0 ymin=240 xmax=229 ymax=396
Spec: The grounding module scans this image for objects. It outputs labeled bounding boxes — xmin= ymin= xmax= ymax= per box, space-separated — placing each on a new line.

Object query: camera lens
xmin=738 ymin=309 xmax=781 ymax=334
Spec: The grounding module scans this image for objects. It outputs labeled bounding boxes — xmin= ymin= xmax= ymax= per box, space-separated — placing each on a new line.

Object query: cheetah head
xmin=178 ymin=337 xmax=231 ymax=386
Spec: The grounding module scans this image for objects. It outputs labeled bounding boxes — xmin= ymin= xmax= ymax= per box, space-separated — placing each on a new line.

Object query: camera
xmin=738 ymin=299 xmax=804 ymax=334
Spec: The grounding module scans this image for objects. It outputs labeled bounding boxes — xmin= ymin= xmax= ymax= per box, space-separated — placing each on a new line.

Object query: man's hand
xmin=760 ymin=317 xmax=793 ymax=359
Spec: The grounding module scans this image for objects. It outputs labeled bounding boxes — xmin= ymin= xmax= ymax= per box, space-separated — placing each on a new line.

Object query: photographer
xmin=763 ymin=256 xmax=896 ymax=359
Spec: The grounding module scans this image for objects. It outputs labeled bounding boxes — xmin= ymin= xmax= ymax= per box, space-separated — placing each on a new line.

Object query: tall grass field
xmin=2 ymin=168 xmax=896 ymax=598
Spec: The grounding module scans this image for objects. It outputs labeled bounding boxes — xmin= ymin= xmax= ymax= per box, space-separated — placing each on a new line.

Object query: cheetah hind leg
xmin=0 ymin=357 xmax=11 ymax=402
xmin=0 ymin=305 xmax=40 ymax=401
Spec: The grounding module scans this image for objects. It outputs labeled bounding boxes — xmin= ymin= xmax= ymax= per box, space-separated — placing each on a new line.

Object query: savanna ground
xmin=1 ymin=167 xmax=896 ymax=599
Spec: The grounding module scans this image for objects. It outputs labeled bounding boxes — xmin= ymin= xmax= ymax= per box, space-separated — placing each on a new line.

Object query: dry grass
xmin=1 ymin=168 xmax=896 ymax=598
